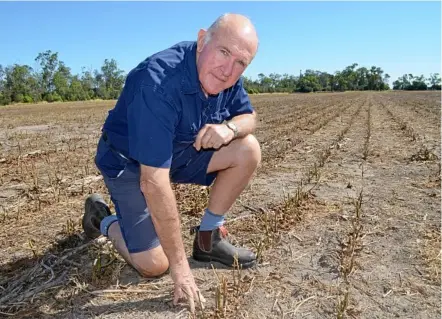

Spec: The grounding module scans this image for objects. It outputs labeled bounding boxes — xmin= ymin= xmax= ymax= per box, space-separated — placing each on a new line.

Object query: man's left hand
xmin=193 ymin=124 xmax=234 ymax=151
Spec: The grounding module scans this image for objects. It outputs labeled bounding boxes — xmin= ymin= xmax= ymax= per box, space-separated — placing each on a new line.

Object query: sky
xmin=0 ymin=1 xmax=440 ymax=84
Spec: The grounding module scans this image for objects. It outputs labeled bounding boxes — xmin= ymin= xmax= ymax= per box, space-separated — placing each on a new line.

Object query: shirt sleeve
xmin=226 ymin=77 xmax=255 ymax=120
xmin=127 ymin=85 xmax=178 ymax=168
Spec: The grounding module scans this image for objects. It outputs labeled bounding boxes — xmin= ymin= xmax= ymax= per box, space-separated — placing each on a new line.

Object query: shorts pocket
xmin=174 ymin=131 xmax=196 ymax=144
xmin=95 ymin=139 xmax=129 ymax=180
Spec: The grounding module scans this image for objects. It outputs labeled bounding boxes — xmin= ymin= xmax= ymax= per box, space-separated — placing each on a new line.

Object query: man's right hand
xmin=171 ymin=263 xmax=206 ymax=313
xmin=139 ymin=164 xmax=206 ymax=313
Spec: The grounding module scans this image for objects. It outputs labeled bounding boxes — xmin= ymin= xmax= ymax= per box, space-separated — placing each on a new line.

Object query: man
xmin=82 ymin=13 xmax=260 ymax=312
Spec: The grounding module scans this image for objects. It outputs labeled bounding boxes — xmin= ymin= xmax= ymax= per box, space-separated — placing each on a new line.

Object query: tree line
xmin=0 ymin=51 xmax=440 ymax=105
xmin=243 ymin=64 xmax=441 ymax=94
xmin=0 ymin=50 xmax=125 ymax=105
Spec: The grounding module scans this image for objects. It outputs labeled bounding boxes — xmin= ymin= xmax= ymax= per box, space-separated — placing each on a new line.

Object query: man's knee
xmin=236 ymin=134 xmax=261 ymax=168
xmin=130 ymin=247 xmax=169 ymax=278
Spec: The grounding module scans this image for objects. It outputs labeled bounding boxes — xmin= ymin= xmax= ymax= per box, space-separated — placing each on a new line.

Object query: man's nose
xmin=221 ymin=59 xmax=234 ymax=77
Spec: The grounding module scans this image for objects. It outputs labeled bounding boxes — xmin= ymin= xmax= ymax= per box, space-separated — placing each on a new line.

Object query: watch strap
xmin=226 ymin=121 xmax=238 ymax=138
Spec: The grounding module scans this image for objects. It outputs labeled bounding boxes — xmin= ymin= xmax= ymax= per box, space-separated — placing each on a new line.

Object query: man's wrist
xmin=225 ymin=121 xmax=239 ymax=139
xmin=170 ymin=257 xmax=186 ymax=273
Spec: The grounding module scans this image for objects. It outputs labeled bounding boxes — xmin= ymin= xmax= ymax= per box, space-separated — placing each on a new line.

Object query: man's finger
xmin=201 ymin=132 xmax=213 ymax=149
xmin=173 ymin=287 xmax=183 ymax=306
xmin=194 ymin=126 xmax=208 ymax=151
xmin=185 ymin=287 xmax=195 ymax=314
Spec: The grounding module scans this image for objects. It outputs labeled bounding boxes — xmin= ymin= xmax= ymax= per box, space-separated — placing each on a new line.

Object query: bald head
xmin=196 ymin=13 xmax=259 ymax=96
xmin=205 ymin=13 xmax=259 ymax=58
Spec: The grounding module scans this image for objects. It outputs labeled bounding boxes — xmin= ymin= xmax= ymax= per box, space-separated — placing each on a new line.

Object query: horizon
xmin=0 ymin=1 xmax=440 ymax=84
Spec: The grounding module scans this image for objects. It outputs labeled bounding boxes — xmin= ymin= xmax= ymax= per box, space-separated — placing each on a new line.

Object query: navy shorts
xmin=94 ymin=136 xmax=217 ymax=253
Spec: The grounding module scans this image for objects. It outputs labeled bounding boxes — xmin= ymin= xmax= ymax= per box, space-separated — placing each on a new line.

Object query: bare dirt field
xmin=0 ymin=91 xmax=440 ymax=318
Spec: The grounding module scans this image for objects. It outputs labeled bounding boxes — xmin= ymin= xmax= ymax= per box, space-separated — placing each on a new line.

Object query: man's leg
xmin=105 ymin=134 xmax=260 ymax=273
xmin=84 ymin=168 xmax=169 ymax=278
xmin=191 ymin=134 xmax=261 ymax=268
xmin=206 ymin=134 xmax=261 ymax=213
xmin=106 ymin=221 xmax=169 ymax=277
xmin=86 ymin=134 xmax=260 ymax=274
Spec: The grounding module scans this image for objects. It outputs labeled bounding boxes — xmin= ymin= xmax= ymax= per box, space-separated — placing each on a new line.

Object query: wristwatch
xmin=226 ymin=121 xmax=238 ymax=138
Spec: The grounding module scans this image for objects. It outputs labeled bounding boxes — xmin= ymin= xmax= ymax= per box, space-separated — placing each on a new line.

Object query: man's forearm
xmin=140 ymin=167 xmax=187 ymax=272
xmin=228 ymin=111 xmax=257 ymax=138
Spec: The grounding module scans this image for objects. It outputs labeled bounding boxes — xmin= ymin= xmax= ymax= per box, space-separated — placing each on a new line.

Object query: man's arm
xmin=193 ymin=111 xmax=257 ymax=151
xmin=193 ymin=81 xmax=258 ymax=151
xmin=139 ymin=165 xmax=203 ymax=311
xmin=226 ymin=110 xmax=257 ymax=139
xmin=139 ymin=165 xmax=187 ymax=272
xmin=223 ymin=77 xmax=257 ymax=139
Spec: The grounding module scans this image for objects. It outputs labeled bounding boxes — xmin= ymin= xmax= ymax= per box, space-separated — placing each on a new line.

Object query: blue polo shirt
xmin=100 ymin=41 xmax=254 ymax=172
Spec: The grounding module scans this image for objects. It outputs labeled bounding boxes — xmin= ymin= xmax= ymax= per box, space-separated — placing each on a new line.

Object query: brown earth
xmin=0 ymin=91 xmax=440 ymax=318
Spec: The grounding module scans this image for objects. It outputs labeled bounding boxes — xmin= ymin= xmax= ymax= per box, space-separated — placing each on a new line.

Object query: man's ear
xmin=197 ymin=29 xmax=207 ymax=52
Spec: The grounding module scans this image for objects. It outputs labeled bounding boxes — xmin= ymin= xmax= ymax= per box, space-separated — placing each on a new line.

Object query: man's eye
xmin=221 ymin=49 xmax=228 ymax=56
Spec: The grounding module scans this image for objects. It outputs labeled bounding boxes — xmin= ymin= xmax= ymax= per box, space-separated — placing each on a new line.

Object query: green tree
xmin=4 ymin=64 xmax=39 ymax=103
xmin=356 ymin=67 xmax=369 ymax=90
xmin=35 ymin=50 xmax=60 ymax=96
xmin=53 ymin=62 xmax=72 ymax=101
xmin=342 ymin=63 xmax=358 ymax=90
xmin=93 ymin=70 xmax=107 ymax=99
xmin=80 ymin=67 xmax=96 ymax=99
xmin=100 ymin=58 xmax=125 ymax=99
xmin=296 ymin=74 xmax=321 ymax=92
xmin=67 ymin=75 xmax=89 ymax=101
xmin=257 ymin=73 xmax=272 ymax=92
xmin=411 ymin=75 xmax=427 ymax=90
xmin=429 ymin=73 xmax=441 ymax=90
xmin=334 ymin=71 xmax=347 ymax=91
xmin=393 ymin=73 xmax=429 ymax=90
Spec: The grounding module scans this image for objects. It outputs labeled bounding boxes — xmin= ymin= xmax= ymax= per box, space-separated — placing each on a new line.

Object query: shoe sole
xmin=82 ymin=193 xmax=111 ymax=239
xmin=192 ymin=254 xmax=256 ymax=269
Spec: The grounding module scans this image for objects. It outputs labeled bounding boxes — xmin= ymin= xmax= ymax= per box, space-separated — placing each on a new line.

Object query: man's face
xmin=196 ymin=27 xmax=256 ymax=96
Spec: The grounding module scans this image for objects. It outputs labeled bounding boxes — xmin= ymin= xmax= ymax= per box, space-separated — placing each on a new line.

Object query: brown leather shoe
xmin=191 ymin=226 xmax=256 ymax=269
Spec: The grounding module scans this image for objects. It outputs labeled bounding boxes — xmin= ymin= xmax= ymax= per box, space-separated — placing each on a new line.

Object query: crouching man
xmin=82 ymin=13 xmax=261 ymax=313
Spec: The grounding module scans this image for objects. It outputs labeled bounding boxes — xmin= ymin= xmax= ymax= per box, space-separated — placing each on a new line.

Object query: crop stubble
xmin=0 ymin=92 xmax=439 ymax=318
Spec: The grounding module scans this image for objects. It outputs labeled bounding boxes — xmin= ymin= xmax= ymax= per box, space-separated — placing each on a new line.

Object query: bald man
xmin=82 ymin=13 xmax=260 ymax=312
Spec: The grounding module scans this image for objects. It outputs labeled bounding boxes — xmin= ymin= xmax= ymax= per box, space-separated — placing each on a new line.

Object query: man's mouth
xmin=212 ymin=73 xmax=227 ymax=82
